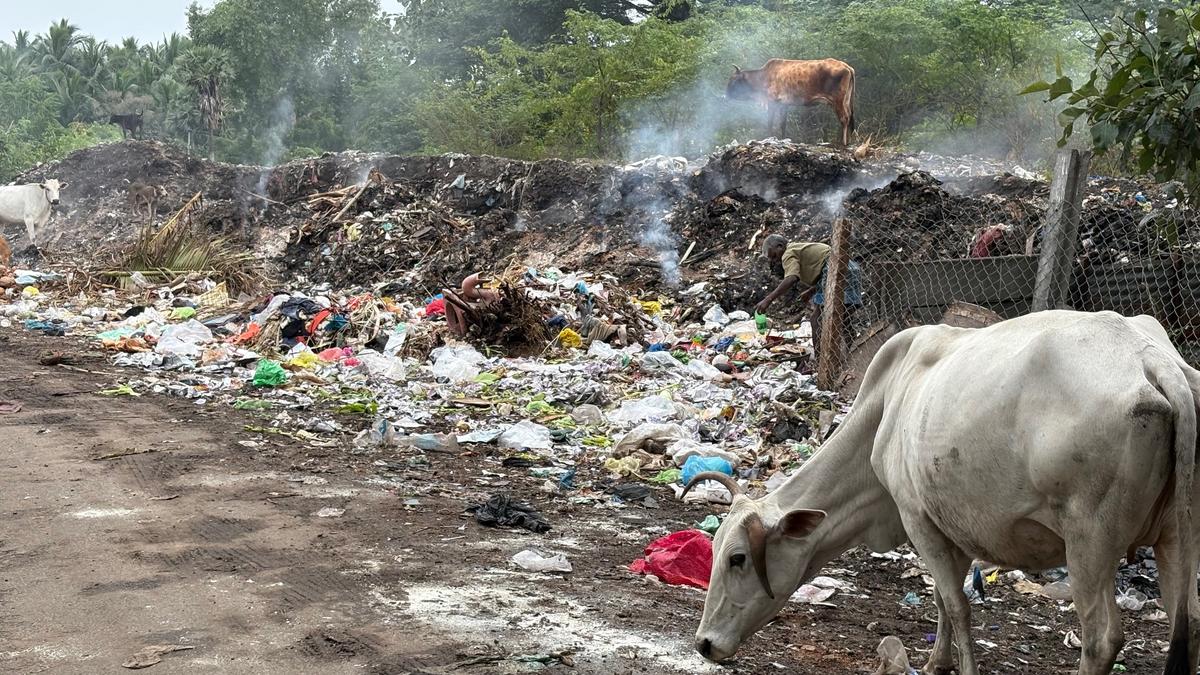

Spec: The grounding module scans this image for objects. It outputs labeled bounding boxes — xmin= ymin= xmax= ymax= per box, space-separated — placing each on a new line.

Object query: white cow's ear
xmin=38 ymin=182 xmax=46 ymax=189
xmin=775 ymin=509 xmax=826 ymax=539
xmin=58 ymin=181 xmax=68 ymax=189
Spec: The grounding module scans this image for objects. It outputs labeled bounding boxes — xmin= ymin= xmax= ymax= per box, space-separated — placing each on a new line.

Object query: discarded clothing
xmin=466 ymin=494 xmax=551 ymax=533
xmin=628 ymin=530 xmax=712 ymax=589
xmin=24 ymin=319 xmax=66 ymax=336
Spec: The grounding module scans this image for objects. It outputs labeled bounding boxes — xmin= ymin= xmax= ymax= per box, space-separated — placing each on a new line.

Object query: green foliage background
xmin=0 ymin=0 xmax=1187 ymax=181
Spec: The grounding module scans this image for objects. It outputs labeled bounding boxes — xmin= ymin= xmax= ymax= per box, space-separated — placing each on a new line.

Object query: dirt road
xmin=0 ymin=331 xmax=1171 ymax=674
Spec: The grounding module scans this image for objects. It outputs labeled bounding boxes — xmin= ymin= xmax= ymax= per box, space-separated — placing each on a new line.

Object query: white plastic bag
xmin=430 ymin=344 xmax=486 ymax=382
xmin=511 ymin=550 xmax=572 ymax=573
xmin=498 ymin=420 xmax=552 ymax=450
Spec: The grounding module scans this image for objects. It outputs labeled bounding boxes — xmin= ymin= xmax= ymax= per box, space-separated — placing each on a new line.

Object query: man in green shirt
xmin=754 ymin=234 xmax=862 ymax=364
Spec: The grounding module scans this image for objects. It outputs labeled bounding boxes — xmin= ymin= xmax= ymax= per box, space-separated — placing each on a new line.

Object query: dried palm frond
xmin=105 ymin=191 xmax=268 ymax=295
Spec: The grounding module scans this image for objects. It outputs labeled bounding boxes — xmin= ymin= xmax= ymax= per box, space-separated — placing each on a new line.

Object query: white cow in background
xmin=687 ymin=311 xmax=1200 ymax=675
xmin=0 ymin=179 xmax=68 ymax=248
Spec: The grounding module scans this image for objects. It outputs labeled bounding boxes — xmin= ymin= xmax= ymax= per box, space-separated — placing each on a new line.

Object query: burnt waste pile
xmin=9 ymin=138 xmax=1194 ymax=318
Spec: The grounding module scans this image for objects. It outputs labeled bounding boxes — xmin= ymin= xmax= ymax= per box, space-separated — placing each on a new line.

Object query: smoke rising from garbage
xmin=254 ymin=95 xmax=297 ymax=196
xmin=638 ymin=215 xmax=682 ymax=288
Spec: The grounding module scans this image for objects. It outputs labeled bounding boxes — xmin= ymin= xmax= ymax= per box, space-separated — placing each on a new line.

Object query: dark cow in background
xmin=109 ymin=111 xmax=144 ymax=139
xmin=726 ymin=58 xmax=856 ymax=146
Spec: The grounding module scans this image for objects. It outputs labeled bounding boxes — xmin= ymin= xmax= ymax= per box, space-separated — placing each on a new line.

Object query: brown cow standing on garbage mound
xmin=684 ymin=310 xmax=1200 ymax=675
xmin=726 ymin=58 xmax=856 ymax=146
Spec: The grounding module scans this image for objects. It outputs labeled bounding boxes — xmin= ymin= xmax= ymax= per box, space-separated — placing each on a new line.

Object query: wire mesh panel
xmin=836 ymin=176 xmax=1200 ymax=390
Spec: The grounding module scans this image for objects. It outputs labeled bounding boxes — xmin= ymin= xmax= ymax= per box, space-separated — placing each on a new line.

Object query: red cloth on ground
xmin=425 ymin=298 xmax=446 ymax=317
xmin=628 ymin=529 xmax=713 ymax=589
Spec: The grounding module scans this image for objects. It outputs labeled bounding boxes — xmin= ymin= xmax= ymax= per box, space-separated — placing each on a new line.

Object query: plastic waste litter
xmin=792 ymin=584 xmax=837 ymax=605
xmin=1041 ymin=579 xmax=1072 ymax=602
xmin=641 ymin=351 xmax=682 ymax=372
xmin=604 ymin=456 xmax=642 ymax=476
xmin=1116 ymin=588 xmax=1148 ymax=611
xmin=873 ymin=636 xmax=919 ymax=675
xmin=696 ymin=514 xmax=721 ymax=534
xmin=498 ymin=420 xmax=553 ymax=450
xmin=511 ymin=550 xmax=572 ymax=573
xmin=399 ymin=433 xmax=459 ymax=453
xmin=466 ymin=494 xmax=551 ymax=533
xmin=628 ymin=530 xmax=712 ymax=589
xmin=570 ymin=404 xmax=605 ymax=426
xmin=703 ymin=304 xmax=730 ymax=328
xmin=355 ymin=351 xmax=407 ymax=381
xmin=587 ymin=340 xmax=618 ymax=359
xmin=430 ymin=344 xmax=486 ymax=382
xmin=252 ymin=360 xmax=288 ymax=387
xmin=608 ymin=394 xmax=679 ymax=424
xmin=685 ymin=359 xmax=723 ymax=381
xmin=613 ymin=422 xmax=689 ymax=457
xmin=671 ymin=440 xmax=740 ymax=470
xmin=457 ymin=428 xmax=505 ymax=444
xmin=651 ymin=468 xmax=682 ymax=484
xmin=681 ymin=455 xmax=734 ymax=485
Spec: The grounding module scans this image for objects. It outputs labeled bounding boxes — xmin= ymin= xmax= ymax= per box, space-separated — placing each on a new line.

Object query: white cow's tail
xmin=1158 ymin=359 xmax=1198 ymax=675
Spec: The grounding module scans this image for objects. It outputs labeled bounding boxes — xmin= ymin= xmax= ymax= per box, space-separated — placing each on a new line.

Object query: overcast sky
xmin=3 ymin=1 xmax=405 ymax=45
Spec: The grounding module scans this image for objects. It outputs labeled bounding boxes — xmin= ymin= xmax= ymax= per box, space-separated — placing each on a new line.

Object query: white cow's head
xmin=686 ymin=472 xmax=826 ymax=662
xmin=39 ymin=179 xmax=68 ymax=206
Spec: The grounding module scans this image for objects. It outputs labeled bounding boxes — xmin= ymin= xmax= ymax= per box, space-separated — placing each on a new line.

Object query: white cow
xmin=0 ymin=179 xmax=68 ymax=248
xmin=688 ymin=310 xmax=1200 ymax=675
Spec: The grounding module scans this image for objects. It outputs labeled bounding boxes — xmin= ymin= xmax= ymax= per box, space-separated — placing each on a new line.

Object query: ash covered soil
xmin=0 ymin=331 xmax=1173 ymax=674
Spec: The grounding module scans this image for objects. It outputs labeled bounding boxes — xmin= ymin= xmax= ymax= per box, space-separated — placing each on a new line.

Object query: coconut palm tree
xmin=48 ymin=70 xmax=90 ymax=123
xmin=34 ymin=19 xmax=82 ymax=76
xmin=175 ymin=44 xmax=233 ymax=159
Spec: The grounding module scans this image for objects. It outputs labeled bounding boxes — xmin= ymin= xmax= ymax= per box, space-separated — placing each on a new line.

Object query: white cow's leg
xmin=23 ymin=218 xmax=36 ymax=248
xmin=1155 ymin=530 xmax=1200 ymax=672
xmin=923 ymin=580 xmax=965 ymax=675
xmin=1065 ymin=536 xmax=1124 ymax=674
xmin=905 ymin=518 xmax=978 ymax=675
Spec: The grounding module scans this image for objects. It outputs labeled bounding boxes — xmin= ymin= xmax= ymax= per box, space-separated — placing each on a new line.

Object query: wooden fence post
xmin=818 ymin=217 xmax=852 ymax=391
xmin=1033 ymin=148 xmax=1091 ymax=311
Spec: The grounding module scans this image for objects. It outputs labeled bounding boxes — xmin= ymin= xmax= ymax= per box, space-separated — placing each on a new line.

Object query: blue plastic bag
xmin=681 ymin=455 xmax=734 ymax=485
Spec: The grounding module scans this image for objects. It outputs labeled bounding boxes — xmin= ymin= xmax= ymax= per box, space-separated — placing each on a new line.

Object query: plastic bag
xmin=685 ymin=359 xmax=723 ymax=381
xmin=702 ymin=304 xmax=730 ymax=328
xmin=613 ymin=423 xmax=689 ymax=457
xmin=155 ymin=319 xmax=213 ymax=357
xmin=628 ymin=530 xmax=712 ymax=589
xmin=604 ymin=456 xmax=642 ymax=476
xmin=355 ymin=351 xmax=407 ymax=381
xmin=430 ymin=344 xmax=486 ymax=382
xmin=874 ymin=636 xmax=918 ymax=675
xmin=671 ymin=440 xmax=741 ymax=470
xmin=587 ymin=340 xmax=618 ymax=359
xmin=681 ymin=455 xmax=734 ymax=485
xmin=641 ymin=351 xmax=682 ymax=372
xmin=512 ymin=550 xmax=572 ymax=573
xmin=608 ymin=395 xmax=678 ymax=425
xmin=252 ymin=360 xmax=287 ymax=387
xmin=498 ymin=420 xmax=552 ymax=450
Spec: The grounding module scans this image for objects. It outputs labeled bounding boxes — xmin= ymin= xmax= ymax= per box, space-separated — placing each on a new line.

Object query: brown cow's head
xmin=725 ymin=66 xmax=757 ymax=101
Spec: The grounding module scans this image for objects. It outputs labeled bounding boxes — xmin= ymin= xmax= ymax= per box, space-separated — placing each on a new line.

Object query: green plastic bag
xmin=650 ymin=468 xmax=682 ymax=484
xmin=252 ymin=360 xmax=287 ymax=387
xmin=170 ymin=306 xmax=197 ymax=320
xmin=695 ymin=514 xmax=721 ymax=534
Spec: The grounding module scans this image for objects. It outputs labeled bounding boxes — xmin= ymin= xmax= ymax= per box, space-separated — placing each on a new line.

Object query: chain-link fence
xmin=833 ymin=161 xmax=1200 ymax=392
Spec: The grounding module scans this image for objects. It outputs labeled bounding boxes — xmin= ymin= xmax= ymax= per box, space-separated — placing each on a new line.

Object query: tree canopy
xmin=0 ymin=0 xmax=1180 ymax=180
